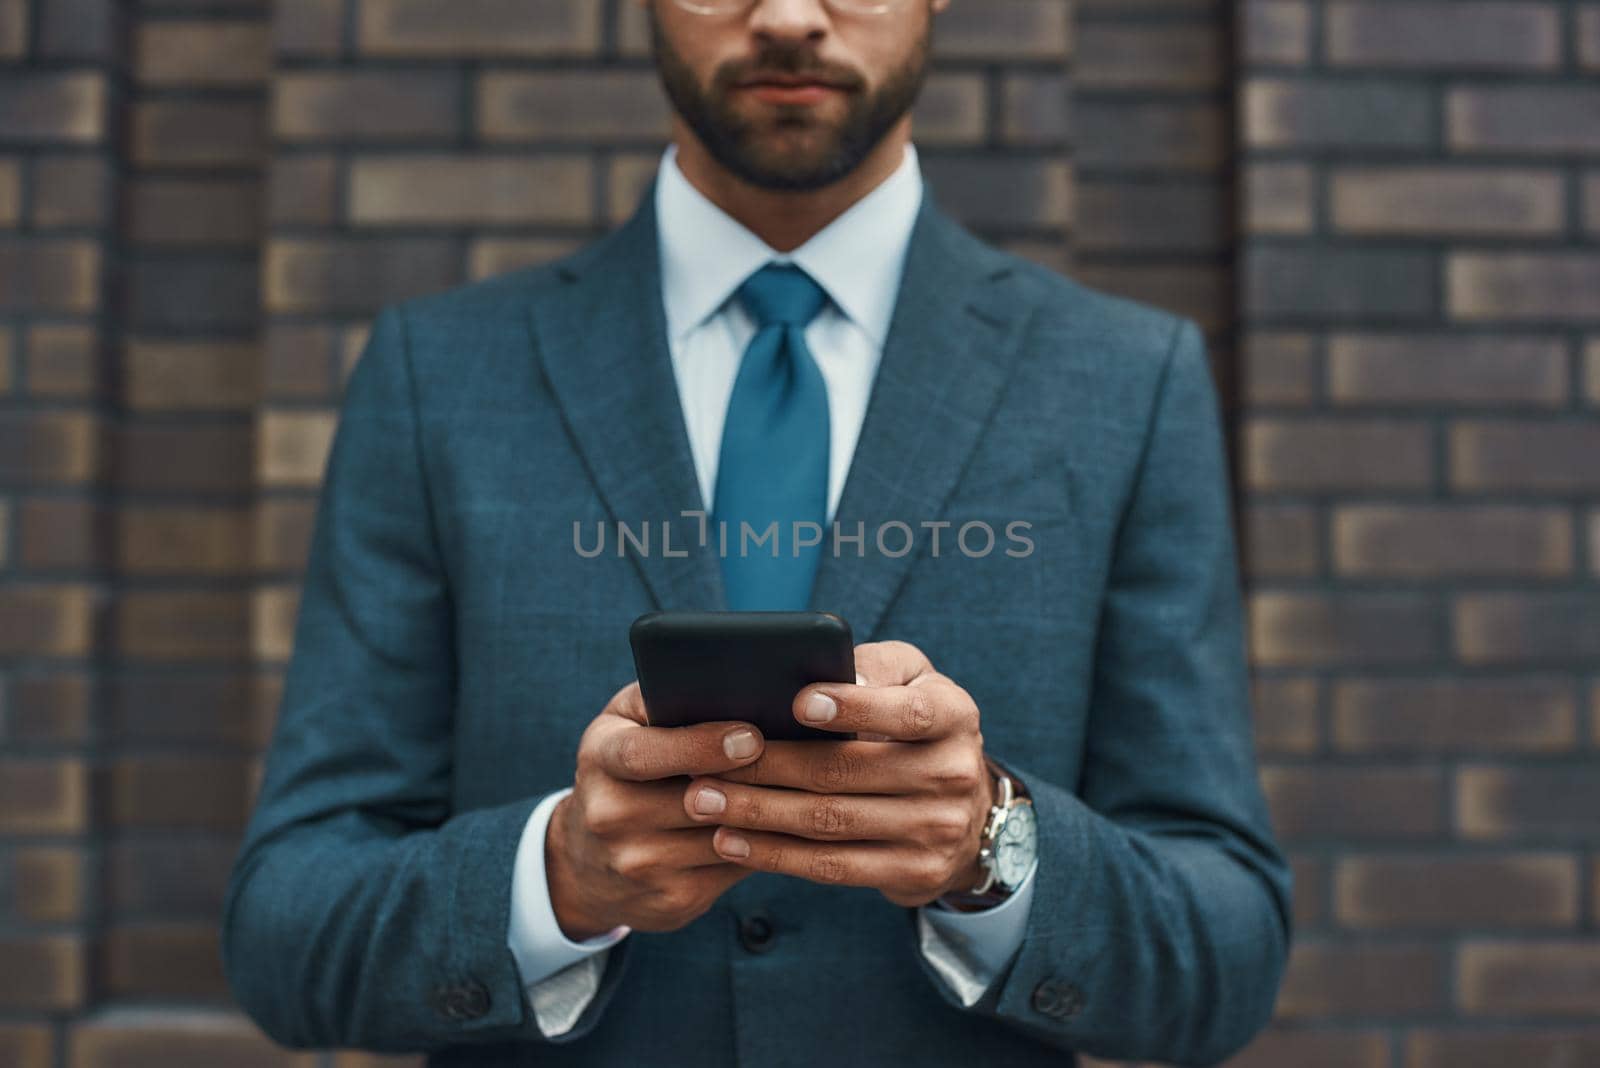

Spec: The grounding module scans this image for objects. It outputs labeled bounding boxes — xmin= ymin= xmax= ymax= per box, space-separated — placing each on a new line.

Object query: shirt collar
xmin=655 ymin=140 xmax=924 ymax=348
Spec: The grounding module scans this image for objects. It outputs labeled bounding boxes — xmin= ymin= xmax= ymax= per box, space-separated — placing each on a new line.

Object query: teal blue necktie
xmin=711 ymin=264 xmax=831 ymax=610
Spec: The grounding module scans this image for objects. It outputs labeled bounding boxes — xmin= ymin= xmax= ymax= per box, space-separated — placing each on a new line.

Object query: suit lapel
xmin=528 ymin=177 xmax=1032 ymax=634
xmin=807 ymin=193 xmax=1031 ymax=642
xmin=526 ymin=180 xmax=729 ymax=613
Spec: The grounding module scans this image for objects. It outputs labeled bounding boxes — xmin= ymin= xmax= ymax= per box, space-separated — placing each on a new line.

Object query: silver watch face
xmin=995 ymin=804 xmax=1037 ymax=887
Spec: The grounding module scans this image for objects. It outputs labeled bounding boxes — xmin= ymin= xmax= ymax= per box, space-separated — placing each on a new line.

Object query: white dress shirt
xmin=506 ymin=141 xmax=1038 ymax=1037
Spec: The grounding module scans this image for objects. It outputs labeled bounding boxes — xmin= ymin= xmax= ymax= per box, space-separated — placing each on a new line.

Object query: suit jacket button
xmin=433 ymin=981 xmax=491 ymax=1021
xmin=1031 ymin=978 xmax=1084 ymax=1020
xmin=738 ymin=909 xmax=777 ymax=953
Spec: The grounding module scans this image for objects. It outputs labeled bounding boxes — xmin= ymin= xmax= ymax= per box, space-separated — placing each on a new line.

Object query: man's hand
xmin=681 ymin=640 xmax=996 ymax=909
xmin=546 ymin=681 xmax=765 ymax=940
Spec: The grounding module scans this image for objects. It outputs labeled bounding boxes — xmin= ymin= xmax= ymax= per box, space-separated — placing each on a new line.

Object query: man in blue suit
xmin=222 ymin=1 xmax=1291 ymax=1064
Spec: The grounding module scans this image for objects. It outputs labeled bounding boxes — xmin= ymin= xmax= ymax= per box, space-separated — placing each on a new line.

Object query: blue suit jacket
xmin=222 ymin=178 xmax=1291 ymax=1067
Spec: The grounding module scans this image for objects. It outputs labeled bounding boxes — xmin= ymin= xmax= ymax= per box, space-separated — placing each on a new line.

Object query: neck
xmin=669 ymin=117 xmax=912 ymax=253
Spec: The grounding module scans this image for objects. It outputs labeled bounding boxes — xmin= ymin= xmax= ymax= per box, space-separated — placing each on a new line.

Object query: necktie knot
xmin=738 ymin=263 xmax=828 ymax=330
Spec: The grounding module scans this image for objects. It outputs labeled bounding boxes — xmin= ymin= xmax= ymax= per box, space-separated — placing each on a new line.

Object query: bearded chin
xmin=650 ymin=17 xmax=930 ymax=193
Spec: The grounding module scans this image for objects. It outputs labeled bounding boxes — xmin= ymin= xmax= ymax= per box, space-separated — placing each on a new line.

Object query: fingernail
xmin=724 ymin=729 xmax=758 ymax=760
xmin=802 ymin=693 xmax=836 ymax=723
xmin=695 ymin=787 xmax=726 ymax=815
xmin=718 ymin=831 xmax=750 ymax=858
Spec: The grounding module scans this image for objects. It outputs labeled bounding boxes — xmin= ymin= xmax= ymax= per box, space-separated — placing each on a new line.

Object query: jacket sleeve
xmin=912 ymin=317 xmax=1293 ymax=1066
xmin=221 ymin=303 xmax=634 ymax=1052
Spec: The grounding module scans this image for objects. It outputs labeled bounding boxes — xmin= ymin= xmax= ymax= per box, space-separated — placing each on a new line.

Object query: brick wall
xmin=0 ymin=0 xmax=1595 ymax=1065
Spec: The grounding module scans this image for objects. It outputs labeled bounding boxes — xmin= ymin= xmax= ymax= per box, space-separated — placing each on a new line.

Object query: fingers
xmin=792 ymin=668 xmax=977 ymax=742
xmin=577 ymin=778 xmax=707 ymax=834
xmin=591 ymin=713 xmax=765 ymax=783
xmin=684 ymin=777 xmax=971 ymax=845
xmin=853 ymin=640 xmax=933 ymax=688
xmin=709 ymin=827 xmax=942 ymax=898
xmin=715 ymin=737 xmax=979 ymax=795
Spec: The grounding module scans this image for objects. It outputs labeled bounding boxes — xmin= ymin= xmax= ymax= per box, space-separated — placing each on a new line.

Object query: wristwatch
xmin=937 ymin=755 xmax=1038 ymax=912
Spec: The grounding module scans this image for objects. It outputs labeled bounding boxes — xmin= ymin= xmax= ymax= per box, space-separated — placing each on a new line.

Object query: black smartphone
xmin=629 ymin=611 xmax=856 ymax=742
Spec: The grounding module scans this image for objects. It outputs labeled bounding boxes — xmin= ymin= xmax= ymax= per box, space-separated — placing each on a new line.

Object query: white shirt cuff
xmin=507 ymin=786 xmax=631 ymax=1035
xmin=916 ymin=857 xmax=1038 ymax=1007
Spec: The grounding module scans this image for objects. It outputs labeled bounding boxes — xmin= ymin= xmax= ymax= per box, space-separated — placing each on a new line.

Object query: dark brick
xmin=0 ymin=73 xmax=106 ymax=144
xmin=1448 ymin=86 xmax=1600 ymax=153
xmin=1325 ymin=3 xmax=1561 ymax=70
xmin=1244 ymin=77 xmax=1432 ymax=149
xmin=1336 ymin=854 xmax=1578 ymax=929
xmin=1278 ymin=941 xmax=1448 ymax=1018
xmin=1458 ymin=766 xmax=1600 ymax=838
xmin=274 ymin=72 xmax=463 ymax=141
xmin=1263 ymin=765 xmax=1445 ymax=838
xmin=1328 ymin=333 xmax=1568 ymax=406
xmin=1246 ymin=247 xmax=1435 ymax=321
xmin=1333 ymin=677 xmax=1578 ymax=753
xmin=1246 ymin=419 xmax=1434 ymax=492
xmin=1452 ymin=422 xmax=1600 ymax=493
xmin=1458 ymin=942 xmax=1600 ymax=1016
xmin=1333 ymin=505 xmax=1573 ymax=578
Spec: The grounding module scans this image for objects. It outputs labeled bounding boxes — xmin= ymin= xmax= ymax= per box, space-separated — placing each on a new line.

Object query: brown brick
xmin=1587 ymin=338 xmax=1600 ymax=406
xmin=1583 ymin=7 xmax=1600 ymax=70
xmin=1332 ymin=167 xmax=1563 ymax=235
xmin=1448 ymin=87 xmax=1600 ymax=154
xmin=1452 ymin=422 xmax=1600 ymax=493
xmin=1449 ymin=253 xmax=1600 ymax=321
xmin=606 ymin=151 xmax=661 ymax=227
xmin=1245 ymin=161 xmax=1314 ymax=235
xmin=108 ymin=838 xmax=238 ymax=915
xmin=263 ymin=238 xmax=459 ymax=315
xmin=1278 ymin=941 xmax=1447 ymax=1018
xmin=1241 ymin=1 xmax=1312 ymax=66
xmin=1333 ymin=506 xmax=1573 ymax=579
xmin=998 ymin=71 xmax=1068 ymax=146
xmin=910 ymin=74 xmax=988 ymax=146
xmin=1263 ymin=766 xmax=1445 ymax=838
xmin=1291 ymin=854 xmax=1329 ymax=928
xmin=32 ymin=156 xmax=109 ymax=228
xmin=268 ymin=155 xmax=338 ymax=226
xmin=332 ymin=1055 xmax=426 ymax=1068
xmin=117 ymin=423 xmax=253 ymax=494
xmin=18 ymin=497 xmax=102 ymax=570
xmin=0 ymin=758 xmax=88 ymax=833
xmin=1225 ymin=1030 xmax=1390 ymax=1068
xmin=348 ymin=154 xmax=593 ymax=225
xmin=27 ymin=323 xmax=101 ymax=399
xmin=1328 ymin=333 xmax=1568 ymax=407
xmin=274 ymin=72 xmax=462 ymax=141
xmin=1326 ymin=3 xmax=1561 ymax=69
xmin=0 ymin=412 xmax=98 ymax=484
xmin=0 ymin=0 xmax=26 ymax=60
xmin=1252 ymin=676 xmax=1320 ymax=754
xmin=0 ymin=1025 xmax=52 ymax=1068
xmin=1243 ymin=78 xmax=1432 ymax=149
xmin=1245 ymin=504 xmax=1320 ymax=579
xmin=1407 ymin=1030 xmax=1600 ymax=1068
xmin=108 ymin=755 xmax=253 ymax=830
xmin=468 ymin=237 xmax=585 ymax=281
xmin=1458 ymin=942 xmax=1600 ymax=1016
xmin=253 ymin=585 xmax=300 ymax=661
xmin=1246 ymin=419 xmax=1433 ymax=492
xmin=118 ymin=507 xmax=253 ymax=576
xmin=1457 ymin=766 xmax=1600 ymax=839
xmin=6 ymin=672 xmax=92 ymax=744
xmin=0 ymin=238 xmax=101 ymax=313
xmin=358 ymin=0 xmax=601 ymax=57
xmin=1336 ymin=854 xmax=1578 ymax=930
xmin=132 ymin=100 xmax=267 ymax=168
xmin=1075 ymin=23 xmax=1224 ymax=91
xmin=1456 ymin=593 xmax=1600 ymax=666
xmin=35 ymin=0 xmax=112 ymax=61
xmin=1587 ymin=172 xmax=1600 ymax=234
xmin=933 ymin=0 xmax=1071 ymax=60
xmin=107 ymin=671 xmax=255 ymax=747
xmin=0 ymin=936 xmax=84 ymax=1011
xmin=136 ymin=22 xmax=272 ymax=86
xmin=256 ymin=498 xmax=316 ymax=572
xmin=13 ymin=846 xmax=85 ymax=922
xmin=1077 ymin=99 xmax=1226 ymax=172
xmin=277 ymin=0 xmax=343 ymax=57
xmin=127 ymin=177 xmax=262 ymax=246
xmin=1247 ymin=245 xmax=1436 ymax=320
xmin=1244 ymin=331 xmax=1316 ymax=405
xmin=0 ymin=73 xmax=106 ymax=143
xmin=0 ymin=586 xmax=96 ymax=657
xmin=124 ymin=339 xmax=258 ymax=412
xmin=103 ymin=923 xmax=228 ymax=1000
xmin=257 ymin=409 xmax=337 ymax=488
xmin=1333 ymin=677 xmax=1578 ymax=754
xmin=70 ymin=1011 xmax=317 ymax=1068
xmin=0 ymin=159 xmax=18 ymax=226
xmin=478 ymin=70 xmax=670 ymax=142
xmin=115 ymin=592 xmax=251 ymax=661
xmin=1077 ymin=181 xmax=1225 ymax=254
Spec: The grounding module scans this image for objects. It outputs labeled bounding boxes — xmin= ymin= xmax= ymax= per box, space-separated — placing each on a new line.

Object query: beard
xmin=649 ymin=10 xmax=931 ymax=192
